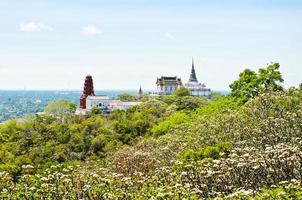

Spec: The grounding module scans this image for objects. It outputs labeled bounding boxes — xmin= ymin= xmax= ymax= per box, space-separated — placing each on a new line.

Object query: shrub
xmin=179 ymin=141 xmax=232 ymax=162
xmin=173 ymin=87 xmax=190 ymax=97
xmin=152 ymin=111 xmax=191 ymax=137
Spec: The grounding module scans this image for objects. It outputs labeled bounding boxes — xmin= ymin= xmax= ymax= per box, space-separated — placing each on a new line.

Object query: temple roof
xmin=156 ymin=76 xmax=182 ymax=85
xmin=86 ymin=95 xmax=110 ymax=100
xmin=158 ymin=76 xmax=179 ymax=81
xmin=189 ymin=59 xmax=198 ymax=83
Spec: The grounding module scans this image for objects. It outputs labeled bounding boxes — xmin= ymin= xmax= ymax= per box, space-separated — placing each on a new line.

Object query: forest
xmin=0 ymin=63 xmax=302 ymax=199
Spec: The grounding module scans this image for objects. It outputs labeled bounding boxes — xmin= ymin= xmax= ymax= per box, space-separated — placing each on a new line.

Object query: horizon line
xmin=0 ymin=88 xmax=231 ymax=92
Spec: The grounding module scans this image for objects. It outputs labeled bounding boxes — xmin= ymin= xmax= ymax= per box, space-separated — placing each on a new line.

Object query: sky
xmin=0 ymin=0 xmax=301 ymax=90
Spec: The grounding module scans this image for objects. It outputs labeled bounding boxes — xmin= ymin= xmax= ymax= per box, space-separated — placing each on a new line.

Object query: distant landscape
xmin=0 ymin=90 xmax=139 ymax=122
xmin=0 ymin=90 xmax=231 ymax=122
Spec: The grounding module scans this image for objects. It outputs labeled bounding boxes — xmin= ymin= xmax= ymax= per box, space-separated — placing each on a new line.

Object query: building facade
xmin=86 ymin=96 xmax=140 ymax=114
xmin=76 ymin=75 xmax=140 ymax=115
xmin=86 ymin=95 xmax=111 ymax=112
xmin=156 ymin=76 xmax=182 ymax=95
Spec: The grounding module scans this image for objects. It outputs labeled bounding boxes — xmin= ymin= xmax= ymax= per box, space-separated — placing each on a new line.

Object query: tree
xmin=151 ymin=111 xmax=192 ymax=137
xmin=118 ymin=93 xmax=138 ymax=102
xmin=257 ymin=63 xmax=284 ymax=91
xmin=44 ymin=100 xmax=76 ymax=116
xmin=90 ymin=107 xmax=101 ymax=116
xmin=176 ymin=96 xmax=206 ymax=110
xmin=211 ymin=92 xmax=224 ymax=100
xmin=229 ymin=63 xmax=283 ymax=103
xmin=173 ymin=87 xmax=190 ymax=97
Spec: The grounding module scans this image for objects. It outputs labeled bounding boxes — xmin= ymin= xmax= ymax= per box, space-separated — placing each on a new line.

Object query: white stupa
xmin=184 ymin=59 xmax=212 ymax=98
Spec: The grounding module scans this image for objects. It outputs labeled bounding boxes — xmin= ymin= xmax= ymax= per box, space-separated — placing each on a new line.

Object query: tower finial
xmin=192 ymin=57 xmax=194 ymax=69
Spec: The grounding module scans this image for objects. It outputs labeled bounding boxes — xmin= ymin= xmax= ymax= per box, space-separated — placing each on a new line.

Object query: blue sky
xmin=0 ymin=0 xmax=301 ymax=90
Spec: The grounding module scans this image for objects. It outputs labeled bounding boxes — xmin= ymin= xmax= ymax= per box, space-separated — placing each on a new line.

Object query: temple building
xmin=86 ymin=95 xmax=111 ymax=110
xmin=76 ymin=75 xmax=140 ymax=115
xmin=184 ymin=59 xmax=212 ymax=98
xmin=156 ymin=76 xmax=182 ymax=95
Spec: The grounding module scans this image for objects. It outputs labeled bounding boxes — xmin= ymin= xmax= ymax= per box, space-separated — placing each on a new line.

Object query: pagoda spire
xmin=189 ymin=58 xmax=198 ymax=83
xmin=80 ymin=75 xmax=95 ymax=109
xmin=139 ymin=86 xmax=143 ymax=99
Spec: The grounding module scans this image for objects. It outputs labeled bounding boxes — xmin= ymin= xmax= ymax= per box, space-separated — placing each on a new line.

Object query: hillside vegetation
xmin=0 ymin=63 xmax=302 ymax=199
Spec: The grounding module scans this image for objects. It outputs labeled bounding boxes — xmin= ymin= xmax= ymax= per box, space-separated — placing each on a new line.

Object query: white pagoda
xmin=185 ymin=59 xmax=212 ymax=98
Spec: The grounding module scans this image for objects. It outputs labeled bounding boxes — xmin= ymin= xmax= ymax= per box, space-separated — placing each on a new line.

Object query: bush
xmin=118 ymin=93 xmax=138 ymax=102
xmin=173 ymin=87 xmax=190 ymax=97
xmin=179 ymin=141 xmax=232 ymax=162
xmin=152 ymin=111 xmax=191 ymax=137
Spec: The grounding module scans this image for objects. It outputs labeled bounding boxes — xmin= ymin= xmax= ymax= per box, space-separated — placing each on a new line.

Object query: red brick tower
xmin=80 ymin=75 xmax=95 ymax=109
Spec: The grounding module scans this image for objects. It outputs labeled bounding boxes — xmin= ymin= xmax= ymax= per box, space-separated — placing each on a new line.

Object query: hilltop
xmin=0 ymin=63 xmax=302 ymax=199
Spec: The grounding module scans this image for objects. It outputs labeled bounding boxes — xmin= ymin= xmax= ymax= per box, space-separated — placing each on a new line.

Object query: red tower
xmin=80 ymin=75 xmax=95 ymax=109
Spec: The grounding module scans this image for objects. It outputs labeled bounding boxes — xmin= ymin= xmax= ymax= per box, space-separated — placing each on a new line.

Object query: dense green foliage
xmin=0 ymin=64 xmax=302 ymax=199
xmin=179 ymin=141 xmax=232 ymax=162
xmin=229 ymin=63 xmax=284 ymax=103
xmin=1 ymin=94 xmax=202 ymax=178
xmin=173 ymin=87 xmax=191 ymax=97
xmin=117 ymin=93 xmax=138 ymax=102
xmin=89 ymin=106 xmax=101 ymax=115
xmin=151 ymin=111 xmax=192 ymax=137
xmin=44 ymin=99 xmax=76 ymax=116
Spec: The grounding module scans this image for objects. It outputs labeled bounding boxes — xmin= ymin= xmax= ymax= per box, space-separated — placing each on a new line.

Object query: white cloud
xmin=165 ymin=32 xmax=174 ymax=39
xmin=19 ymin=22 xmax=53 ymax=32
xmin=80 ymin=25 xmax=103 ymax=36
